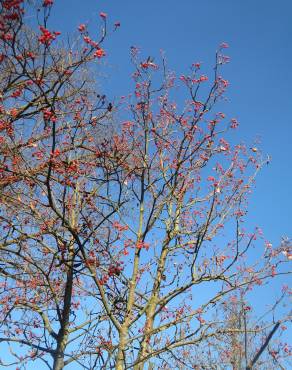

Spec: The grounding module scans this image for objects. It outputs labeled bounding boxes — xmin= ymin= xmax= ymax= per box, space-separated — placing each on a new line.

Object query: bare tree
xmin=0 ymin=1 xmax=290 ymax=369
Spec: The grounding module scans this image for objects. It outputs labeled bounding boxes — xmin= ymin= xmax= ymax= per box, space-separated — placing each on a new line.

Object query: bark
xmin=52 ymin=261 xmax=74 ymax=370
xmin=116 ymin=328 xmax=127 ymax=370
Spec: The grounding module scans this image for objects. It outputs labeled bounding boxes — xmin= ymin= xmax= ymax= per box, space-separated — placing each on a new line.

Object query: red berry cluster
xmin=38 ymin=26 xmax=60 ymax=46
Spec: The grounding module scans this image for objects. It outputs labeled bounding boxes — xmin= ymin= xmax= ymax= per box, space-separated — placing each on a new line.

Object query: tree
xmin=0 ymin=1 xmax=290 ymax=369
xmin=192 ymin=292 xmax=291 ymax=370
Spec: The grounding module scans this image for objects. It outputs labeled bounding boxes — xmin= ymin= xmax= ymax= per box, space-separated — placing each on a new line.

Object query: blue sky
xmin=49 ymin=0 xmax=292 ymax=249
xmin=8 ymin=1 xmax=288 ymax=368
xmin=51 ymin=0 xmax=292 ymax=324
xmin=52 ymin=0 xmax=292 ymax=327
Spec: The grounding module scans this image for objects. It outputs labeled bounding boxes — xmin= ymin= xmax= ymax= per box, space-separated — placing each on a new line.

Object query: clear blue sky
xmin=2 ymin=2 xmax=289 ymax=368
xmin=49 ymin=0 xmax=292 ymax=250
xmin=50 ymin=0 xmax=292 ymax=313
xmin=22 ymin=1 xmax=292 ymax=367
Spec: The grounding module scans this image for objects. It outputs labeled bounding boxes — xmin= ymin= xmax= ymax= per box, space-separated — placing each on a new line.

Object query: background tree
xmin=0 ymin=1 xmax=290 ymax=369
xmin=190 ymin=292 xmax=291 ymax=370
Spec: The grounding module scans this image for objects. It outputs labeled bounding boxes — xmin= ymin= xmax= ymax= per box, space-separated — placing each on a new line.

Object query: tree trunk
xmin=52 ymin=324 xmax=69 ymax=369
xmin=116 ymin=328 xmax=127 ymax=370
xmin=52 ymin=261 xmax=74 ymax=370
